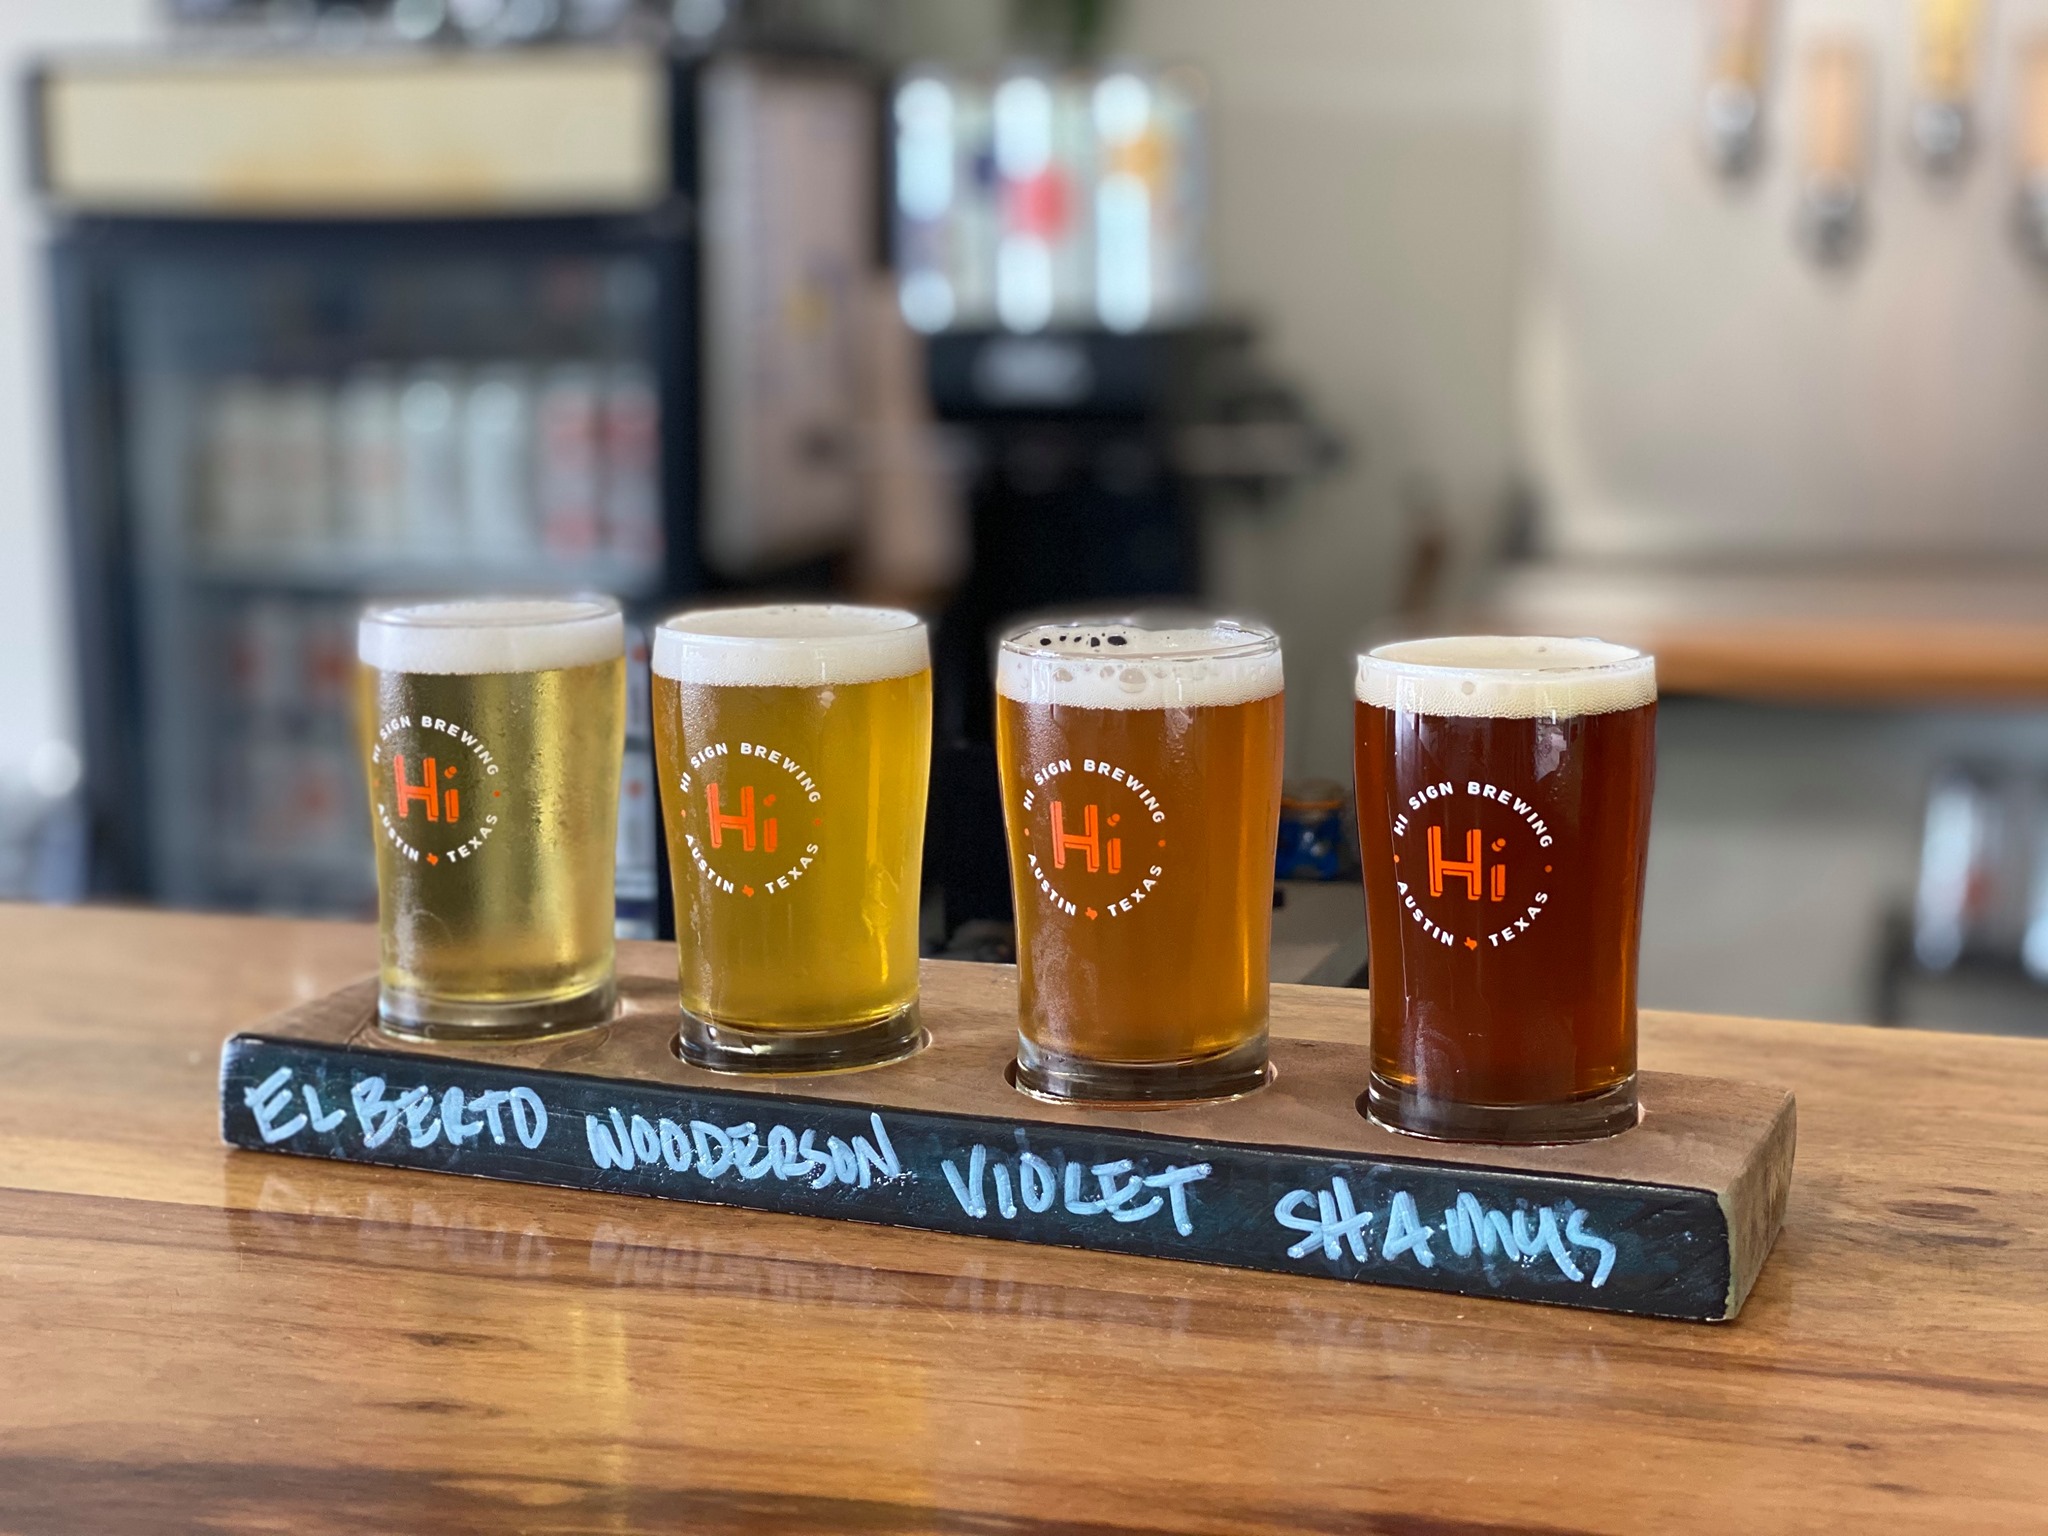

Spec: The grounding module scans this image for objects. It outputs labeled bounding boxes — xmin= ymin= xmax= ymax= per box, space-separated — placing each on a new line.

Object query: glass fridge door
xmin=94 ymin=231 xmax=674 ymax=915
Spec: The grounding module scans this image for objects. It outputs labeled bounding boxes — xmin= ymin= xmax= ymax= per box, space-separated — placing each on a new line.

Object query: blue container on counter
xmin=1275 ymin=778 xmax=1348 ymax=881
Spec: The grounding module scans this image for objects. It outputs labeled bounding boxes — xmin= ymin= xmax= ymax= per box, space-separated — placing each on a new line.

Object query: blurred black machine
xmin=921 ymin=324 xmax=1338 ymax=946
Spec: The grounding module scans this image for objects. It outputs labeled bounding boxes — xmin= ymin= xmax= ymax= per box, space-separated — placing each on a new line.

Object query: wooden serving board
xmin=218 ymin=953 xmax=1794 ymax=1322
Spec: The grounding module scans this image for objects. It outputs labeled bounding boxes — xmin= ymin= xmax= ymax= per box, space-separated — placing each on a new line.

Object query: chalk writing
xmin=1441 ymin=1191 xmax=1617 ymax=1287
xmin=1274 ymin=1180 xmax=1618 ymax=1289
xmin=1274 ymin=1176 xmax=1375 ymax=1260
xmin=237 ymin=1064 xmax=550 ymax=1154
xmin=350 ymin=1077 xmax=549 ymax=1152
xmin=1382 ymin=1190 xmax=1436 ymax=1268
xmin=242 ymin=1066 xmax=347 ymax=1144
xmin=225 ymin=1034 xmax=1745 ymax=1319
xmin=939 ymin=1143 xmax=1211 ymax=1237
xmin=583 ymin=1107 xmax=903 ymax=1192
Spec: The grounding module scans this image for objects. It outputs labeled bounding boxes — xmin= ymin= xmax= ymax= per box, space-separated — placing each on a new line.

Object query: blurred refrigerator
xmin=34 ymin=46 xmax=879 ymax=916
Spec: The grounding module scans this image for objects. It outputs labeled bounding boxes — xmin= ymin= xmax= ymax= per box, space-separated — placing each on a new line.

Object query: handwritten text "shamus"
xmin=1275 ymin=1179 xmax=1618 ymax=1288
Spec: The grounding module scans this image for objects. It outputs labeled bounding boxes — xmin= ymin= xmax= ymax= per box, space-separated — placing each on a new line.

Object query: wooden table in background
xmin=1473 ymin=563 xmax=2048 ymax=703
xmin=3 ymin=905 xmax=2046 ymax=1533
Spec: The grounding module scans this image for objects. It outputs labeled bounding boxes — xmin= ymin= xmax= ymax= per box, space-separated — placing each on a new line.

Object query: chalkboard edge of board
xmin=218 ymin=1031 xmax=1760 ymax=1323
xmin=219 ymin=1037 xmax=1737 ymax=1324
xmin=220 ymin=1029 xmax=1763 ymax=1202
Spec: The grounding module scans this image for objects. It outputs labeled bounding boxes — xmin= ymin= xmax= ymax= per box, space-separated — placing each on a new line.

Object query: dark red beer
xmin=1354 ymin=637 xmax=1656 ymax=1142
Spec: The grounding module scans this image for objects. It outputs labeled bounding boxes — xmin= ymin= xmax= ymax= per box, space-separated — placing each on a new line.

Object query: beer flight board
xmin=219 ymin=949 xmax=1795 ymax=1323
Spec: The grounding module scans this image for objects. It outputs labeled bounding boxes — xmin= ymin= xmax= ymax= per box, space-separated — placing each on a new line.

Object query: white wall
xmin=1525 ymin=0 xmax=2048 ymax=559
xmin=0 ymin=1 xmax=155 ymax=793
xmin=1116 ymin=0 xmax=1534 ymax=781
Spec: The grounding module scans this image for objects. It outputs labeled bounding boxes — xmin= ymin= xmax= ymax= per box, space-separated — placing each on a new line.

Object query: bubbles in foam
xmin=998 ymin=621 xmax=1283 ymax=710
xmin=652 ymin=604 xmax=929 ymax=688
xmin=358 ymin=597 xmax=623 ymax=675
xmin=1355 ymin=635 xmax=1655 ymax=720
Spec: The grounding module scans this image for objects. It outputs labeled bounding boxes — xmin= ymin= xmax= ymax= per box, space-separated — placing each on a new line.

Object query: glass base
xmin=676 ymin=1002 xmax=924 ymax=1076
xmin=377 ymin=976 xmax=617 ymax=1043
xmin=1013 ymin=1032 xmax=1272 ymax=1107
xmin=1363 ymin=1072 xmax=1639 ymax=1145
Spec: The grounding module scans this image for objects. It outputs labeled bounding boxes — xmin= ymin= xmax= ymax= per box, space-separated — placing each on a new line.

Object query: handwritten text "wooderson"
xmin=584 ymin=1107 xmax=903 ymax=1193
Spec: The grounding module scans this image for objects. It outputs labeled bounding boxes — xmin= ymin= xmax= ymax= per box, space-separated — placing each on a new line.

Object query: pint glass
xmin=357 ymin=596 xmax=626 ymax=1038
xmin=997 ymin=619 xmax=1285 ymax=1103
xmin=1354 ymin=637 xmax=1657 ymax=1142
xmin=652 ymin=605 xmax=932 ymax=1072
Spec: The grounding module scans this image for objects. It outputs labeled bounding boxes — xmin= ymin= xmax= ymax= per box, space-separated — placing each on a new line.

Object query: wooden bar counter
xmin=4 ymin=905 xmax=2045 ymax=1532
xmin=1471 ymin=563 xmax=2048 ymax=704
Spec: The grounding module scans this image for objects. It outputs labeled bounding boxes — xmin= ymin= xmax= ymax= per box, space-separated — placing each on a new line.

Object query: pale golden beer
xmin=652 ymin=605 xmax=932 ymax=1072
xmin=357 ymin=596 xmax=626 ymax=1038
xmin=996 ymin=619 xmax=1285 ymax=1102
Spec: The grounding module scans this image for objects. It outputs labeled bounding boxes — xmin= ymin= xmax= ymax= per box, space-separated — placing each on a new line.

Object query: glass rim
xmin=655 ymin=602 xmax=927 ymax=649
xmin=361 ymin=593 xmax=622 ymax=630
xmin=998 ymin=613 xmax=1280 ymax=664
xmin=1358 ymin=634 xmax=1654 ymax=681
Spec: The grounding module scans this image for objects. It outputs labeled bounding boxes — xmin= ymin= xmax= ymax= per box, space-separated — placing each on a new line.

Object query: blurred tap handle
xmin=2011 ymin=39 xmax=2048 ymax=266
xmin=1910 ymin=0 xmax=1984 ymax=175
xmin=1706 ymin=0 xmax=1772 ymax=89
xmin=1917 ymin=0 xmax=1984 ymax=101
xmin=1701 ymin=0 xmax=1773 ymax=177
xmin=2021 ymin=38 xmax=2048 ymax=174
xmin=1795 ymin=38 xmax=1869 ymax=264
xmin=1802 ymin=40 xmax=1867 ymax=182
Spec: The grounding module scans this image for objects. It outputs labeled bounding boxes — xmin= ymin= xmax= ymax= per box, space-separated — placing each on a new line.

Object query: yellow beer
xmin=357 ymin=596 xmax=626 ymax=1038
xmin=996 ymin=619 xmax=1284 ymax=1102
xmin=652 ymin=605 xmax=932 ymax=1071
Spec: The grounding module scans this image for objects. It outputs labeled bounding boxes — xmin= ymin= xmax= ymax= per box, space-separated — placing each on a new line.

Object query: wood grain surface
xmin=1470 ymin=563 xmax=2048 ymax=703
xmin=3 ymin=904 xmax=2046 ymax=1533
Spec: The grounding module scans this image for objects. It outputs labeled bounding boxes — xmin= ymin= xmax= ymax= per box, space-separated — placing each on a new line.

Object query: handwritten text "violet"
xmin=940 ymin=1144 xmax=1212 ymax=1237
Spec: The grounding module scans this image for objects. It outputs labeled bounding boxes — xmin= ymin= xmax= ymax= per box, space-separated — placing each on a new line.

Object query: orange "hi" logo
xmin=393 ymin=754 xmax=459 ymax=823
xmin=1429 ymin=825 xmax=1505 ymax=902
xmin=1050 ymin=801 xmax=1121 ymax=875
xmin=707 ymin=783 xmax=778 ymax=853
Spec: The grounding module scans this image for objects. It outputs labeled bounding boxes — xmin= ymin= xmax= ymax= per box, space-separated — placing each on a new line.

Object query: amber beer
xmin=997 ymin=619 xmax=1285 ymax=1102
xmin=652 ymin=605 xmax=932 ymax=1072
xmin=357 ymin=596 xmax=626 ymax=1038
xmin=1354 ymin=636 xmax=1657 ymax=1142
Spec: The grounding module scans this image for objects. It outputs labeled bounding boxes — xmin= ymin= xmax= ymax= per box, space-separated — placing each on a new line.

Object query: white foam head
xmin=358 ymin=596 xmax=624 ymax=675
xmin=1355 ymin=635 xmax=1656 ymax=719
xmin=652 ymin=604 xmax=929 ymax=687
xmin=997 ymin=619 xmax=1283 ymax=710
